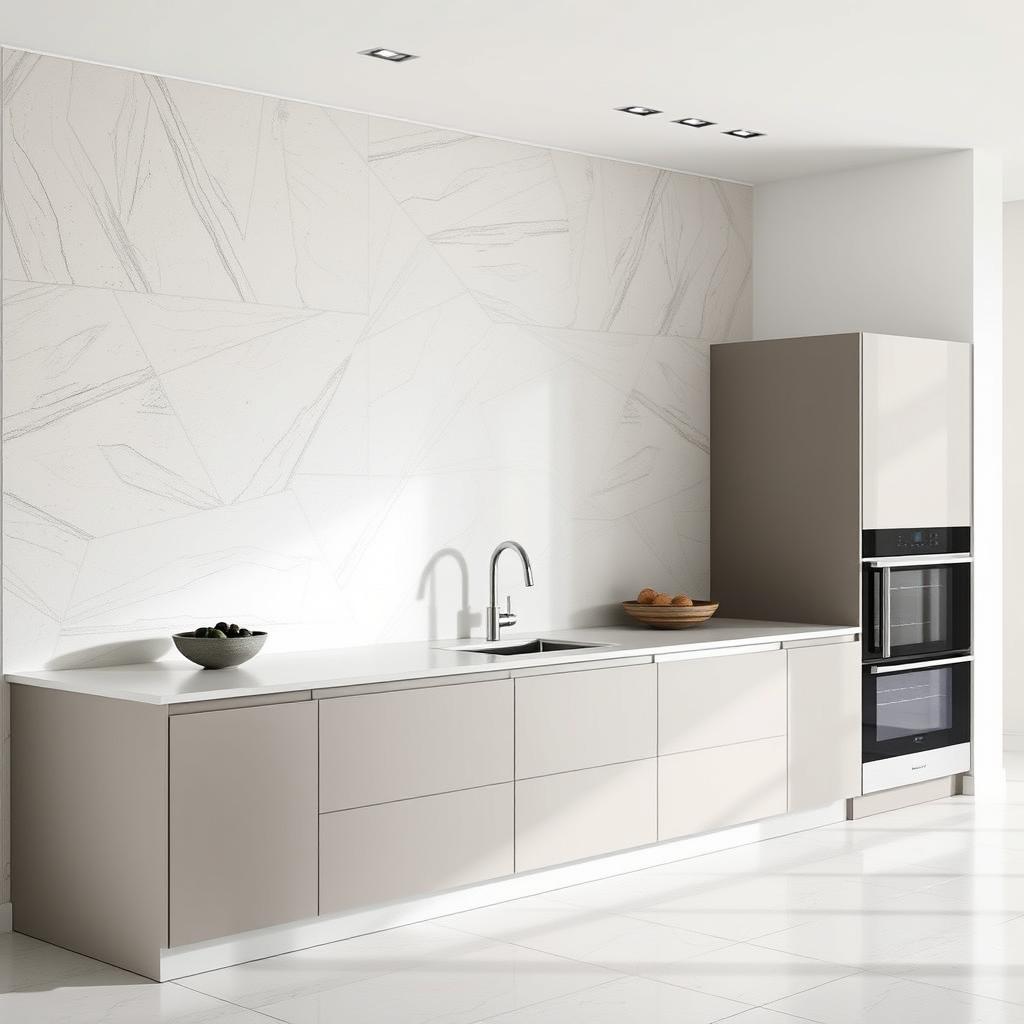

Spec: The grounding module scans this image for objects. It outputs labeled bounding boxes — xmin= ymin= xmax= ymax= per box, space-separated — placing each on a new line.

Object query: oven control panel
xmin=862 ymin=526 xmax=971 ymax=559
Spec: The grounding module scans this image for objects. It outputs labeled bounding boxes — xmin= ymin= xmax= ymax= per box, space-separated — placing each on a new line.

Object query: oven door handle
xmin=871 ymin=655 xmax=974 ymax=675
xmin=881 ymin=566 xmax=892 ymax=660
xmin=865 ymin=554 xmax=972 ymax=567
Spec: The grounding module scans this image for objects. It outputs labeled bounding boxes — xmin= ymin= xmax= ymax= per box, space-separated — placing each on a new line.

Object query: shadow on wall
xmin=45 ymin=638 xmax=172 ymax=671
xmin=418 ymin=548 xmax=481 ymax=640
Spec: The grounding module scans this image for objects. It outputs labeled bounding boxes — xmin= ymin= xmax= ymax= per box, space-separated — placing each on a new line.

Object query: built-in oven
xmin=862 ymin=527 xmax=971 ymax=665
xmin=862 ymin=655 xmax=972 ymax=792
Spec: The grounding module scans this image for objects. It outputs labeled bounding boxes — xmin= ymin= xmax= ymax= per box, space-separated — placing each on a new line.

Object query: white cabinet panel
xmin=319 ymin=784 xmax=514 ymax=914
xmin=319 ymin=680 xmax=513 ymax=811
xmin=658 ymin=649 xmax=787 ymax=755
xmin=788 ymin=642 xmax=862 ymax=810
xmin=659 ymin=736 xmax=788 ymax=840
xmin=515 ymin=760 xmax=657 ymax=872
xmin=862 ymin=334 xmax=971 ymax=530
xmin=515 ymin=663 xmax=656 ymax=778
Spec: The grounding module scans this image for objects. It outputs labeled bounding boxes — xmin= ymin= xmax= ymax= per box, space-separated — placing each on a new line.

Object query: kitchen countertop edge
xmin=4 ymin=619 xmax=859 ymax=705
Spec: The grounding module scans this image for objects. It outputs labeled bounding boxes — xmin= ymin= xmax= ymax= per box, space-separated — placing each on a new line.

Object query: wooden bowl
xmin=621 ymin=600 xmax=719 ymax=629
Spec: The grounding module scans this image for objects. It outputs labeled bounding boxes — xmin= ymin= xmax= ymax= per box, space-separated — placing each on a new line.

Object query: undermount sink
xmin=455 ymin=639 xmax=612 ymax=656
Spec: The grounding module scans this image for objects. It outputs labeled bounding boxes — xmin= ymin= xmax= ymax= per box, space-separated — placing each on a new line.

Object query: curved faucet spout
xmin=487 ymin=540 xmax=535 ymax=641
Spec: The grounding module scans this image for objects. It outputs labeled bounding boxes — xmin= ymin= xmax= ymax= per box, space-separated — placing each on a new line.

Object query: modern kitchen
xmin=0 ymin=4 xmax=1021 ymax=1023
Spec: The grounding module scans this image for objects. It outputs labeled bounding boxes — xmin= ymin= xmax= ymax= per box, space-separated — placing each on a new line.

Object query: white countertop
xmin=4 ymin=619 xmax=859 ymax=705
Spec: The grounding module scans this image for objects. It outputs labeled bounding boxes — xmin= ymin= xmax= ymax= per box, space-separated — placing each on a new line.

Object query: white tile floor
xmin=7 ymin=756 xmax=1024 ymax=1023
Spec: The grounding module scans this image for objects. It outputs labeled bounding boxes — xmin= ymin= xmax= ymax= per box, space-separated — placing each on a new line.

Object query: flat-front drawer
xmin=319 ymin=679 xmax=512 ymax=812
xmin=319 ymin=783 xmax=514 ymax=915
xmin=659 ymin=736 xmax=787 ymax=840
xmin=515 ymin=663 xmax=656 ymax=778
xmin=659 ymin=649 xmax=787 ymax=755
xmin=515 ymin=759 xmax=657 ymax=872
xmin=862 ymin=743 xmax=971 ymax=795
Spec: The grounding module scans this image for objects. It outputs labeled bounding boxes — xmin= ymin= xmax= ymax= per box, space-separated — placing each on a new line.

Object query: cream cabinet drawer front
xmin=658 ymin=736 xmax=788 ymax=840
xmin=319 ymin=784 xmax=514 ymax=915
xmin=659 ymin=649 xmax=787 ymax=755
xmin=516 ymin=663 xmax=656 ymax=778
xmin=515 ymin=760 xmax=657 ymax=873
xmin=319 ymin=680 xmax=513 ymax=812
xmin=862 ymin=743 xmax=971 ymax=795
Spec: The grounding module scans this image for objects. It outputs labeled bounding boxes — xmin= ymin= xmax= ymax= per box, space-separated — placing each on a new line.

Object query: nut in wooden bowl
xmin=622 ymin=599 xmax=719 ymax=629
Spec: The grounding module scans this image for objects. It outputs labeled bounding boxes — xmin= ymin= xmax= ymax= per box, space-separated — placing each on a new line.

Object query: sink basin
xmin=455 ymin=639 xmax=612 ymax=656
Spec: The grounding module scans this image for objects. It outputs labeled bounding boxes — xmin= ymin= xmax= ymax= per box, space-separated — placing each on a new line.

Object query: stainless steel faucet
xmin=486 ymin=540 xmax=535 ymax=641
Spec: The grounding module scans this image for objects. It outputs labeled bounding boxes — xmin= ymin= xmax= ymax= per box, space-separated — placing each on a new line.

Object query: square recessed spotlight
xmin=723 ymin=128 xmax=764 ymax=138
xmin=674 ymin=117 xmax=716 ymax=128
xmin=617 ymin=105 xmax=661 ymax=116
xmin=361 ymin=47 xmax=418 ymax=62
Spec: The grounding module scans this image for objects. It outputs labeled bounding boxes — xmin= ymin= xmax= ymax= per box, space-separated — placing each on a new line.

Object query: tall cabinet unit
xmin=712 ymin=332 xmax=973 ymax=803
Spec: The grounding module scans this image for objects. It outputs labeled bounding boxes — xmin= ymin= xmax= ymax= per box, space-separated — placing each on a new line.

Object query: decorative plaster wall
xmin=1 ymin=47 xmax=751 ymax=684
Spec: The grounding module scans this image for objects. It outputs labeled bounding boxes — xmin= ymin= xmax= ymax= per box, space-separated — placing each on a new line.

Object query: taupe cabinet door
xmin=788 ymin=642 xmax=862 ymax=810
xmin=659 ymin=650 xmax=787 ymax=755
xmin=320 ymin=680 xmax=513 ymax=811
xmin=515 ymin=760 xmax=657 ymax=872
xmin=319 ymin=784 xmax=514 ymax=914
xmin=170 ymin=701 xmax=318 ymax=947
xmin=515 ymin=663 xmax=656 ymax=778
xmin=862 ymin=334 xmax=972 ymax=530
xmin=659 ymin=736 xmax=788 ymax=840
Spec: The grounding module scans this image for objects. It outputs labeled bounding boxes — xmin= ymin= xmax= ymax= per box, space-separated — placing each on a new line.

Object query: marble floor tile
xmin=768 ymin=971 xmax=1024 ymax=1024
xmin=0 ymin=931 xmax=108 ymax=994
xmin=479 ymin=975 xmax=747 ymax=1024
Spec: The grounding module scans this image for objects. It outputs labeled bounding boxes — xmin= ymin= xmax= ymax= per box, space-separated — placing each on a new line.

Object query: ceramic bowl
xmin=172 ymin=631 xmax=268 ymax=669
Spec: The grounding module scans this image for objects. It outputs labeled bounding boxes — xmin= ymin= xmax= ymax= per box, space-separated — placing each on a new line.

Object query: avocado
xmin=194 ymin=626 xmax=210 ymax=638
xmin=226 ymin=626 xmax=240 ymax=638
xmin=215 ymin=621 xmax=229 ymax=632
xmin=209 ymin=628 xmax=227 ymax=639
xmin=238 ymin=628 xmax=252 ymax=637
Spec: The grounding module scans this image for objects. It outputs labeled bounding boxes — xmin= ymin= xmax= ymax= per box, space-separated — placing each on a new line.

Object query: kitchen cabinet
xmin=659 ymin=736 xmax=788 ymax=840
xmin=515 ymin=662 xmax=656 ymax=778
xmin=320 ymin=784 xmax=513 ymax=914
xmin=169 ymin=701 xmax=318 ymax=947
xmin=515 ymin=759 xmax=657 ymax=872
xmin=319 ymin=679 xmax=513 ymax=811
xmin=658 ymin=648 xmax=786 ymax=755
xmin=862 ymin=334 xmax=971 ymax=531
xmin=787 ymin=640 xmax=862 ymax=811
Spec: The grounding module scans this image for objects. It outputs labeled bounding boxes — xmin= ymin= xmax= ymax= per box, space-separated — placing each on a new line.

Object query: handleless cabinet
xmin=515 ymin=662 xmax=656 ymax=778
xmin=169 ymin=701 xmax=318 ymax=947
xmin=787 ymin=640 xmax=862 ymax=810
xmin=319 ymin=679 xmax=513 ymax=811
xmin=862 ymin=333 xmax=972 ymax=531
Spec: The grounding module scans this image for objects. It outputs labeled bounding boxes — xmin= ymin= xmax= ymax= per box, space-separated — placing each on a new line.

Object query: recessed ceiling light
xmin=723 ymin=129 xmax=764 ymax=139
xmin=617 ymin=105 xmax=661 ymax=116
xmin=361 ymin=47 xmax=418 ymax=62
xmin=673 ymin=117 xmax=716 ymax=128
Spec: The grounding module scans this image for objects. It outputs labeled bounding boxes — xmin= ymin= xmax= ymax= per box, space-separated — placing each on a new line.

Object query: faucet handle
xmin=499 ymin=594 xmax=517 ymax=628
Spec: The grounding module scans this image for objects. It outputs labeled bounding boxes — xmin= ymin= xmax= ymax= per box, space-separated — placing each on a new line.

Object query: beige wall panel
xmin=711 ymin=334 xmax=862 ymax=625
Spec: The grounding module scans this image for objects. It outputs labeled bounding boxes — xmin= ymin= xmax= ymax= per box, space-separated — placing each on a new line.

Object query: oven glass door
xmin=862 ymin=658 xmax=971 ymax=762
xmin=863 ymin=559 xmax=971 ymax=663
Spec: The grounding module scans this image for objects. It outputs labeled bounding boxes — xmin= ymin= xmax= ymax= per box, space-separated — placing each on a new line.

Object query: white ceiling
xmin=3 ymin=0 xmax=1024 ymax=196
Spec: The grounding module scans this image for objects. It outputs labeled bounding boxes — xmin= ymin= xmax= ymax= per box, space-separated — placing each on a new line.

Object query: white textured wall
xmin=1004 ymin=200 xmax=1024 ymax=739
xmin=0 ymin=49 xmax=752 ymax=903
xmin=753 ymin=150 xmax=1005 ymax=796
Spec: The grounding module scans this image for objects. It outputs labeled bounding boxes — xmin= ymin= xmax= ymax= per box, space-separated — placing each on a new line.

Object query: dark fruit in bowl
xmin=238 ymin=628 xmax=252 ymax=637
xmin=194 ymin=626 xmax=210 ymax=638
xmin=215 ymin=621 xmax=229 ymax=632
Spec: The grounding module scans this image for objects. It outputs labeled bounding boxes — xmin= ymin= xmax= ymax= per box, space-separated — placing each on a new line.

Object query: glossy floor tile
xmin=7 ymin=754 xmax=1024 ymax=1022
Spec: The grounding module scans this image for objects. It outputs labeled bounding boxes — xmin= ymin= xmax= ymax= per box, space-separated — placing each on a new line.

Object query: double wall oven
xmin=861 ymin=528 xmax=972 ymax=793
